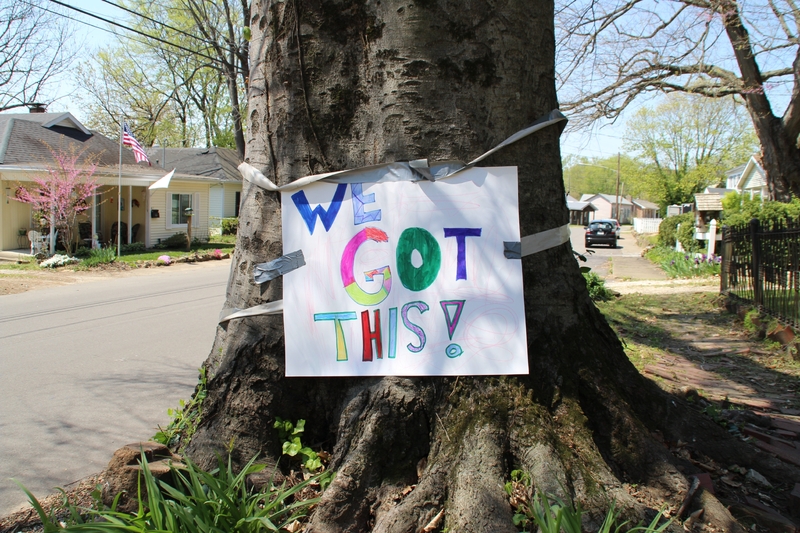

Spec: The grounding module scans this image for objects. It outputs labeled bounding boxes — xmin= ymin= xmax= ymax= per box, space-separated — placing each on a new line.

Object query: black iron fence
xmin=722 ymin=218 xmax=800 ymax=328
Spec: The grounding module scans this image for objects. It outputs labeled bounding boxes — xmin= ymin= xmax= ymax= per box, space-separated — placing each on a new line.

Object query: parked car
xmin=585 ymin=220 xmax=618 ymax=247
xmin=593 ymin=218 xmax=621 ymax=238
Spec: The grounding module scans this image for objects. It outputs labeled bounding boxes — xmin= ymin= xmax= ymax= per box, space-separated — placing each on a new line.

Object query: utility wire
xmin=99 ymin=0 xmax=224 ymax=51
xmin=46 ymin=0 xmax=223 ymax=65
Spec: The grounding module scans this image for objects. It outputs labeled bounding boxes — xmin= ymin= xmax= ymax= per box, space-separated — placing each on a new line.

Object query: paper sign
xmin=281 ymin=166 xmax=528 ymax=376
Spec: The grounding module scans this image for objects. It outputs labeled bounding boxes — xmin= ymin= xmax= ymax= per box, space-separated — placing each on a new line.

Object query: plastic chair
xmin=27 ymin=230 xmax=44 ymax=255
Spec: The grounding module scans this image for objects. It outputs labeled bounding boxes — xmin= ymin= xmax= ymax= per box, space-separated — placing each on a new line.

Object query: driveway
xmin=0 ymin=260 xmax=230 ymax=515
xmin=570 ymin=225 xmax=666 ymax=281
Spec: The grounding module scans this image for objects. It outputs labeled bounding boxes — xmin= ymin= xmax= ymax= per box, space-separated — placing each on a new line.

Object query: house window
xmin=171 ymin=193 xmax=192 ymax=225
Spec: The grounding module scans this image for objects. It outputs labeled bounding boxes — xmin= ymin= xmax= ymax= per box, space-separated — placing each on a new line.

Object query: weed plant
xmin=505 ymin=470 xmax=672 ymax=533
xmin=80 ymin=246 xmax=116 ymax=268
xmin=583 ymin=272 xmax=614 ymax=301
xmin=153 ymin=368 xmax=207 ymax=451
xmin=16 ymin=453 xmax=330 ymax=533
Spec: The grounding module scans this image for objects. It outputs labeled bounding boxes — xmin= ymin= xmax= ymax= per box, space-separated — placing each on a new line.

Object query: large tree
xmin=556 ymin=0 xmax=800 ymax=201
xmin=0 ymin=0 xmax=76 ymax=112
xmin=625 ymin=93 xmax=758 ymax=208
xmin=182 ymin=1 xmax=798 ymax=531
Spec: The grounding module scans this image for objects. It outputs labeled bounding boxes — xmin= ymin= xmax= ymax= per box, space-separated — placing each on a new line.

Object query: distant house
xmin=724 ymin=163 xmax=747 ymax=190
xmin=737 ymin=156 xmax=768 ymax=200
xmin=566 ymin=195 xmax=596 ymax=226
xmin=146 ymin=147 xmax=242 ymax=224
xmin=579 ymin=193 xmax=633 ymax=223
xmin=631 ymin=198 xmax=659 ymax=219
xmin=0 ymin=110 xmax=232 ymax=255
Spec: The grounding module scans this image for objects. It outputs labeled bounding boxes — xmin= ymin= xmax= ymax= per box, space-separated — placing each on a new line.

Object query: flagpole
xmin=118 ymin=119 xmax=123 ymax=257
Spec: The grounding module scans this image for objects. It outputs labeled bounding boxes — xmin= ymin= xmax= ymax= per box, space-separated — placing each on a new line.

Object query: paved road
xmin=0 ymin=260 xmax=230 ymax=515
xmin=570 ymin=225 xmax=666 ymax=280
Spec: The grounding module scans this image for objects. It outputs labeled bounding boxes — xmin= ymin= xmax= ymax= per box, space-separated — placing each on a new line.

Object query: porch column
xmin=707 ymin=219 xmax=717 ymax=256
xmin=127 ymin=185 xmax=132 ymax=244
xmin=91 ymin=194 xmax=97 ymax=249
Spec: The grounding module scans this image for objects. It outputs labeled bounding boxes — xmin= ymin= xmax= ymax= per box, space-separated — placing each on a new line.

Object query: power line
xmin=46 ymin=0 xmax=224 ymax=66
xmin=99 ymin=0 xmax=223 ymax=52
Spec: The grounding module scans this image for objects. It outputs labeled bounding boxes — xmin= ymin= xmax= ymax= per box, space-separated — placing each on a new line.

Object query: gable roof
xmin=632 ymin=198 xmax=658 ymax=210
xmin=145 ymin=147 xmax=242 ymax=182
xmin=695 ymin=193 xmax=723 ymax=211
xmin=579 ymin=193 xmax=633 ymax=206
xmin=738 ymin=156 xmax=766 ymax=190
xmin=0 ymin=113 xmax=138 ymax=167
xmin=567 ymin=200 xmax=596 ymax=212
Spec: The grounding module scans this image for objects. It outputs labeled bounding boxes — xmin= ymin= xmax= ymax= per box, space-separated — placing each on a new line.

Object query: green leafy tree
xmin=624 ymin=94 xmax=758 ymax=209
xmin=557 ymin=0 xmax=800 ymax=200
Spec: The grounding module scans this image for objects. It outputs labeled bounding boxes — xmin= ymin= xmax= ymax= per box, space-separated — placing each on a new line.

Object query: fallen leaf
xmin=422 ymin=509 xmax=444 ymax=532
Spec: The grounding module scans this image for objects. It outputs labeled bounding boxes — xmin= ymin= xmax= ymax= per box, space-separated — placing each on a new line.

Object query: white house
xmin=579 ymin=193 xmax=634 ymax=223
xmin=0 ymin=111 xmax=235 ymax=256
xmin=737 ymin=156 xmax=768 ymax=200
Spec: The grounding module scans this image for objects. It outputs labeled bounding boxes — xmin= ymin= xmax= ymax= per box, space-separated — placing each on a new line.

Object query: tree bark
xmin=184 ymin=0 xmax=799 ymax=531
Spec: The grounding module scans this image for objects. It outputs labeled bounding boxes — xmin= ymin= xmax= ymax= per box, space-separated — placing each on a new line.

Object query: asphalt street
xmin=0 ymin=260 xmax=230 ymax=515
xmin=569 ymin=225 xmax=666 ymax=280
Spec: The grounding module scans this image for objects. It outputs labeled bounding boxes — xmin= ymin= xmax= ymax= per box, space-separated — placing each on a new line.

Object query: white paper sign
xmin=281 ymin=166 xmax=528 ymax=377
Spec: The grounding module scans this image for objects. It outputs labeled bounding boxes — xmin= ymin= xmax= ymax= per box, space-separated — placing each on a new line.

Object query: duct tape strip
xmin=504 ymin=224 xmax=571 ymax=259
xmin=253 ymin=250 xmax=305 ymax=284
xmin=238 ymin=109 xmax=566 ymax=191
xmin=219 ymin=300 xmax=284 ymax=324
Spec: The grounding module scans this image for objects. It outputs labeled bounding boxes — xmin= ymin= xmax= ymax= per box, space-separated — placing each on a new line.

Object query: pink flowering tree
xmin=14 ymin=147 xmax=100 ymax=256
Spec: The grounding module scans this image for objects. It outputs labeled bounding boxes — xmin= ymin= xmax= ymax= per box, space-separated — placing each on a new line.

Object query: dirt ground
xmin=1 ymin=272 xmax=799 ymax=532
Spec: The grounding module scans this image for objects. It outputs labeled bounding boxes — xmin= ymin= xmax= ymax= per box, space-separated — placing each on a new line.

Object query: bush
xmin=162 ymin=232 xmax=188 ymax=248
xmin=583 ymin=272 xmax=614 ymax=301
xmin=80 ymin=246 xmax=116 ymax=268
xmin=658 ymin=213 xmax=698 ymax=250
xmin=722 ymin=192 xmax=800 ymax=227
xmin=221 ymin=217 xmax=239 ymax=235
xmin=120 ymin=242 xmax=146 ymax=254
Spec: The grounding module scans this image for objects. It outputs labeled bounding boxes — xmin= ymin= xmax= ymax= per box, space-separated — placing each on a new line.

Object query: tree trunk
xmin=184 ymin=1 xmax=799 ymax=531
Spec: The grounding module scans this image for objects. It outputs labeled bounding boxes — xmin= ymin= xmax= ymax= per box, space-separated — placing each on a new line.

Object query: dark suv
xmin=585 ymin=221 xmax=617 ymax=248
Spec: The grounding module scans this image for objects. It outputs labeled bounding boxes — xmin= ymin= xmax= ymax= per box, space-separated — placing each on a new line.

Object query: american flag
xmin=122 ymin=123 xmax=150 ymax=165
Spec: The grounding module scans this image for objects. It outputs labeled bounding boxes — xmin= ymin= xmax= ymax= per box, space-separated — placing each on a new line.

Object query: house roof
xmin=145 ymin=147 xmax=242 ymax=182
xmin=695 ymin=193 xmax=723 ymax=211
xmin=0 ymin=113 xmax=139 ymax=167
xmin=567 ymin=200 xmax=596 ymax=212
xmin=579 ymin=193 xmax=633 ymax=206
xmin=632 ymin=198 xmax=658 ymax=210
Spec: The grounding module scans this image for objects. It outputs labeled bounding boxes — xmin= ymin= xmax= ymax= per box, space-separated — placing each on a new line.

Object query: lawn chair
xmin=27 ymin=230 xmax=45 ymax=255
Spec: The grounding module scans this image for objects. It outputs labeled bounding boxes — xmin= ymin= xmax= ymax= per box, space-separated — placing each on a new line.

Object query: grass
xmin=0 ymin=258 xmax=40 ymax=270
xmin=115 ymin=242 xmax=235 ymax=265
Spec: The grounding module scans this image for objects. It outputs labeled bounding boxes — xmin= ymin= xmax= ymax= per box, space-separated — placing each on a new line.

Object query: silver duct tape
xmin=219 ymin=300 xmax=284 ymax=324
xmin=238 ymin=109 xmax=566 ymax=190
xmin=520 ymin=224 xmax=571 ymax=257
xmin=253 ymin=250 xmax=306 ymax=284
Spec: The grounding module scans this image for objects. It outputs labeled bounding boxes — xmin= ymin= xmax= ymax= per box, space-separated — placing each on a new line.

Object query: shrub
xmin=583 ymin=272 xmax=614 ymax=301
xmin=658 ymin=212 xmax=693 ymax=248
xmin=723 ymin=192 xmax=800 ymax=227
xmin=162 ymin=232 xmax=188 ymax=248
xmin=80 ymin=246 xmax=116 ymax=268
xmin=221 ymin=217 xmax=239 ymax=235
xmin=120 ymin=242 xmax=146 ymax=254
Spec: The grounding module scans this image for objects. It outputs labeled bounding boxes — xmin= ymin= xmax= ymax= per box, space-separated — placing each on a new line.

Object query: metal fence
xmin=722 ymin=218 xmax=800 ymax=328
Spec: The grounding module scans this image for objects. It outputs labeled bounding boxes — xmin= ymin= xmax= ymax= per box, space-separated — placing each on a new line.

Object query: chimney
xmin=27 ymin=103 xmax=47 ymax=113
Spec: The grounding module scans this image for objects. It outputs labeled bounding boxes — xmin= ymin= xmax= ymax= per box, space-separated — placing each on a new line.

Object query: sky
xmin=33 ymin=0 xmax=631 ymax=160
xmin=22 ymin=0 xmax=791 ymax=162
